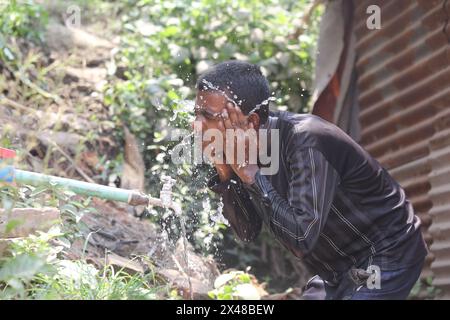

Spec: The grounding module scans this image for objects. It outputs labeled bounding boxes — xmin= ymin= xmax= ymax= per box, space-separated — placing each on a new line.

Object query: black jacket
xmin=208 ymin=111 xmax=427 ymax=283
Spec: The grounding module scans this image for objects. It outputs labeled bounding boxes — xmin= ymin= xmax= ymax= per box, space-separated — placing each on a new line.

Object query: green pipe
xmin=14 ymin=169 xmax=150 ymax=206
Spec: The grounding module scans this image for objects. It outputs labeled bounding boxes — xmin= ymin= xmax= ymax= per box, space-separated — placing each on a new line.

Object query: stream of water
xmin=166 ymin=79 xmax=276 ymax=299
xmin=179 ymin=215 xmax=193 ymax=300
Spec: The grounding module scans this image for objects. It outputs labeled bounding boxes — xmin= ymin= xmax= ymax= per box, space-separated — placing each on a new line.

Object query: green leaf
xmin=167 ymin=90 xmax=180 ymax=101
xmin=0 ymin=254 xmax=47 ymax=282
xmin=29 ymin=185 xmax=49 ymax=197
xmin=161 ymin=26 xmax=179 ymax=37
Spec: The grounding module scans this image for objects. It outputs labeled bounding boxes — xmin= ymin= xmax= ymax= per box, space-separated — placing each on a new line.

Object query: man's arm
xmin=243 ymin=147 xmax=340 ymax=258
xmin=208 ymin=171 xmax=263 ymax=242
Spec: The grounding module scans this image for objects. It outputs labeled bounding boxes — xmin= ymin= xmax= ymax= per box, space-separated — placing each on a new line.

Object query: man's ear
xmin=248 ymin=113 xmax=260 ymax=130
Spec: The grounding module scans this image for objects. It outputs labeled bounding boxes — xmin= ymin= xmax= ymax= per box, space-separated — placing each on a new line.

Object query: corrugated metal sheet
xmin=429 ymin=109 xmax=450 ymax=298
xmin=351 ymin=0 xmax=450 ymax=293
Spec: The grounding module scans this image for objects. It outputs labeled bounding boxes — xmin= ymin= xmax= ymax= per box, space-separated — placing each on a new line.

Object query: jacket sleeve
xmin=243 ymin=147 xmax=340 ymax=258
xmin=208 ymin=172 xmax=262 ymax=242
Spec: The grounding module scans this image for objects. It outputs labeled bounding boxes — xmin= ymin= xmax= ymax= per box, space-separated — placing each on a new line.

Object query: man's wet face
xmin=193 ymin=91 xmax=228 ymax=152
xmin=193 ymin=91 xmax=227 ymax=130
xmin=191 ymin=89 xmax=268 ymax=170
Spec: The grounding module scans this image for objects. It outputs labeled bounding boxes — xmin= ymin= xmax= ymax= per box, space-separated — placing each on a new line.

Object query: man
xmin=193 ymin=60 xmax=428 ymax=300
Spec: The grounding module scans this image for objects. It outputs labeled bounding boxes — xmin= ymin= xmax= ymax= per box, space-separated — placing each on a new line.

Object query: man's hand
xmin=203 ymin=136 xmax=233 ymax=182
xmin=220 ymin=102 xmax=259 ymax=185
xmin=214 ymin=158 xmax=234 ymax=183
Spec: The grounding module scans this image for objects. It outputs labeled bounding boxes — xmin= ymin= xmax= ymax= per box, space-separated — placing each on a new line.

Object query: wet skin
xmin=192 ymin=91 xmax=260 ymax=184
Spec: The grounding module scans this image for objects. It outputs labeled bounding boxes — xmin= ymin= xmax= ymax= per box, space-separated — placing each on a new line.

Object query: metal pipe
xmin=15 ymin=169 xmax=137 ymax=202
xmin=12 ymin=169 xmax=169 ymax=208
xmin=1 ymin=167 xmax=181 ymax=214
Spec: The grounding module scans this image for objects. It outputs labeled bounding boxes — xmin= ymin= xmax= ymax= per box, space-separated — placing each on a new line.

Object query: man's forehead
xmin=196 ymin=91 xmax=227 ymax=112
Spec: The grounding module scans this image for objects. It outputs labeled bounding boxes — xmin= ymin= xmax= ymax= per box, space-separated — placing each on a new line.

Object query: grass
xmin=29 ymin=261 xmax=173 ymax=300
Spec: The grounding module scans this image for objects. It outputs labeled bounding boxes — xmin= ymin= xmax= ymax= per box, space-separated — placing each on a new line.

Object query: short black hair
xmin=196 ymin=60 xmax=270 ymax=124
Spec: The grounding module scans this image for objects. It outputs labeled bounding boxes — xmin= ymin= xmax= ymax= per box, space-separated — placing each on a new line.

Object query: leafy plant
xmin=0 ymin=0 xmax=48 ymax=41
xmin=29 ymin=260 xmax=171 ymax=300
xmin=208 ymin=270 xmax=261 ymax=300
xmin=0 ymin=182 xmax=94 ymax=242
xmin=409 ymin=276 xmax=441 ymax=300
xmin=0 ymin=0 xmax=48 ymax=68
xmin=0 ymin=184 xmax=174 ymax=300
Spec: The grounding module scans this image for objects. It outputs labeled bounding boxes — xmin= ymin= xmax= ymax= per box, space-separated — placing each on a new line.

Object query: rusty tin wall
xmin=352 ymin=0 xmax=450 ymax=296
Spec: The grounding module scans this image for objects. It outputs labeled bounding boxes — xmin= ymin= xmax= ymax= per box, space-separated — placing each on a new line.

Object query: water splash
xmin=160 ymin=78 xmax=278 ymax=295
xmin=247 ymin=96 xmax=277 ymax=115
xmin=179 ymin=215 xmax=193 ymax=300
xmin=169 ymin=99 xmax=196 ymax=122
xmin=200 ymin=78 xmax=276 ymax=115
xmin=169 ymin=79 xmax=276 ymax=124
